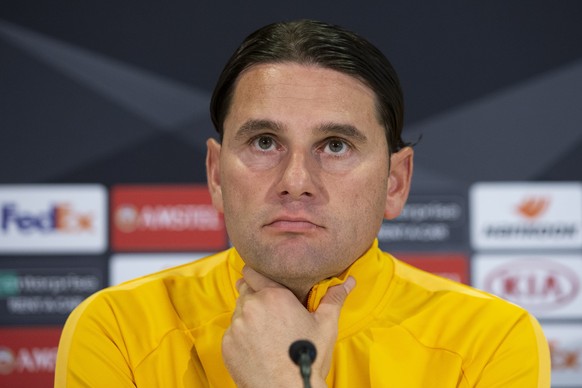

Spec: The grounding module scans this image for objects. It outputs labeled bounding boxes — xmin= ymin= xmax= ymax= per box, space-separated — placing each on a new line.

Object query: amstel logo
xmin=0 ymin=345 xmax=57 ymax=375
xmin=0 ymin=347 xmax=15 ymax=375
xmin=114 ymin=205 xmax=139 ymax=233
xmin=111 ymin=185 xmax=227 ymax=251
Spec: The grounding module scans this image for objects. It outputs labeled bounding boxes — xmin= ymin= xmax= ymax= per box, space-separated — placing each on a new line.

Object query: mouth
xmin=264 ymin=217 xmax=322 ymax=233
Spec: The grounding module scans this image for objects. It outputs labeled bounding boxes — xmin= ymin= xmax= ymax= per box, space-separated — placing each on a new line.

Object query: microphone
xmin=289 ymin=339 xmax=317 ymax=388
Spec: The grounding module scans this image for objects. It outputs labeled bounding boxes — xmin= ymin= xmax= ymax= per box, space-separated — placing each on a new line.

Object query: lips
xmin=264 ymin=217 xmax=322 ymax=232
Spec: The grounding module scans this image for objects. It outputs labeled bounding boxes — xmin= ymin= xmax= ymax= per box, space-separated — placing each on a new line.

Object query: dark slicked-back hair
xmin=210 ymin=19 xmax=407 ymax=154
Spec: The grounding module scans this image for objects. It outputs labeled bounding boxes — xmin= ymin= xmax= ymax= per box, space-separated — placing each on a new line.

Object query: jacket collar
xmin=227 ymin=239 xmax=395 ymax=338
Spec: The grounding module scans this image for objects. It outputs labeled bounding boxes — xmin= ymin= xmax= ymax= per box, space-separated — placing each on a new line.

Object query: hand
xmin=222 ymin=266 xmax=356 ymax=388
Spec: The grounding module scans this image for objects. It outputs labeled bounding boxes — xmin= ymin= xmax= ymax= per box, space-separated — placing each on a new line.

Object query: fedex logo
xmin=0 ymin=185 xmax=106 ymax=253
xmin=542 ymin=324 xmax=582 ymax=386
xmin=1 ymin=203 xmax=93 ymax=233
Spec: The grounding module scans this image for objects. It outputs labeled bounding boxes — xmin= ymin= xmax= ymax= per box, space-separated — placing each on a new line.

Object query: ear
xmin=384 ymin=147 xmax=414 ymax=220
xmin=206 ymin=138 xmax=224 ymax=213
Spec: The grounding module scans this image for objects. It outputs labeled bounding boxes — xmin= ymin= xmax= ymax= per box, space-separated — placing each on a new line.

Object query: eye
xmin=323 ymin=139 xmax=349 ymax=155
xmin=252 ymin=135 xmax=276 ymax=151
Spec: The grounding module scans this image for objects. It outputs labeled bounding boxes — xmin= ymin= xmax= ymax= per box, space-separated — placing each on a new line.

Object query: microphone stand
xmin=289 ymin=340 xmax=317 ymax=388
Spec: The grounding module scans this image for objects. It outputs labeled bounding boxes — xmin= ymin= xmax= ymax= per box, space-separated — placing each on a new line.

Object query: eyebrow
xmin=233 ymin=119 xmax=284 ymax=141
xmin=233 ymin=119 xmax=368 ymax=143
xmin=318 ymin=122 xmax=368 ymax=143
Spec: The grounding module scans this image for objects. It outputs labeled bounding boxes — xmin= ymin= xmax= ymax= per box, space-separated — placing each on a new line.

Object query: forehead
xmin=225 ymin=63 xmax=382 ymax=132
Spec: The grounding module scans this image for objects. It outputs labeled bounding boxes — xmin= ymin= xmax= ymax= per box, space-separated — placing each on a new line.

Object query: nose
xmin=276 ymin=150 xmax=319 ymax=200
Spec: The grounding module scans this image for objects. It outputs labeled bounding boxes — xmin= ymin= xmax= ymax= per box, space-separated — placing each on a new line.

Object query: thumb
xmin=315 ymin=276 xmax=356 ymax=319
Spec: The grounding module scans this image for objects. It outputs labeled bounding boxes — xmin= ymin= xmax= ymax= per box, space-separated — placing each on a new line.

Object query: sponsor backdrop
xmin=1 ymin=2 xmax=582 ymax=386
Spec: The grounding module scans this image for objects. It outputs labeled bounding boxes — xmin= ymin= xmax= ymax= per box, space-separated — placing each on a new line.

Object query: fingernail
xmin=235 ymin=278 xmax=244 ymax=291
xmin=343 ymin=276 xmax=356 ymax=293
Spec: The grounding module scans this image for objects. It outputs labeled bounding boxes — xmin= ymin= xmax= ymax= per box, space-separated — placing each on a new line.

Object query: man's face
xmin=207 ymin=63 xmax=411 ymax=295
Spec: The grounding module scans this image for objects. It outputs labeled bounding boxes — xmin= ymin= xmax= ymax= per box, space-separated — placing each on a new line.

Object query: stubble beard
xmin=231 ymin=224 xmax=365 ymax=300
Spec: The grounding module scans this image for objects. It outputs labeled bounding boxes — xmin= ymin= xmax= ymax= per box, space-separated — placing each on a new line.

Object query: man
xmin=55 ymin=20 xmax=550 ymax=387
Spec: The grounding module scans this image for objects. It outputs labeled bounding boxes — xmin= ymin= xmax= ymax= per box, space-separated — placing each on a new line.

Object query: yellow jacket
xmin=55 ymin=240 xmax=550 ymax=387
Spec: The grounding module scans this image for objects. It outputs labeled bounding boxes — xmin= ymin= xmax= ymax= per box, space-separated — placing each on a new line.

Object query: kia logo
xmin=484 ymin=260 xmax=579 ymax=310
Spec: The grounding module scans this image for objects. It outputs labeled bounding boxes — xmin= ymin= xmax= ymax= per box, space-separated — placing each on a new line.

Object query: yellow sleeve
xmin=475 ymin=312 xmax=551 ymax=388
xmin=54 ymin=294 xmax=137 ymax=387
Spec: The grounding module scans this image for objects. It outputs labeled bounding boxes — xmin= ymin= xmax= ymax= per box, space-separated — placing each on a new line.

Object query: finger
xmin=231 ymin=281 xmax=253 ymax=320
xmin=235 ymin=278 xmax=246 ymax=292
xmin=242 ymin=265 xmax=285 ymax=291
xmin=315 ymin=276 xmax=356 ymax=320
xmin=236 ymin=279 xmax=252 ymax=296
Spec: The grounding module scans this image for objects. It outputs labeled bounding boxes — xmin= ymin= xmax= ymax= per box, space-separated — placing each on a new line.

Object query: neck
xmin=277 ymin=278 xmax=315 ymax=306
